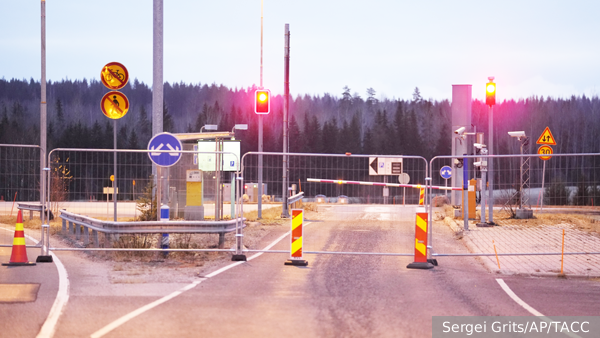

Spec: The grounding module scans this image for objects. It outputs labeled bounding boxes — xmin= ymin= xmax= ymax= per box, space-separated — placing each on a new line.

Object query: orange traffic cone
xmin=2 ymin=210 xmax=36 ymax=266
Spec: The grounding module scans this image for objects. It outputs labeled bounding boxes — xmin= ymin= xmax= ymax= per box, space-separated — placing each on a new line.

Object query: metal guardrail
xmin=17 ymin=202 xmax=53 ymax=220
xmin=287 ymin=192 xmax=304 ymax=205
xmin=59 ymin=210 xmax=245 ymax=249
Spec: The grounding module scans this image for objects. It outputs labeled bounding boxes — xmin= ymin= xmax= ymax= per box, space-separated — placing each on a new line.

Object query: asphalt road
xmin=2 ymin=204 xmax=600 ymax=337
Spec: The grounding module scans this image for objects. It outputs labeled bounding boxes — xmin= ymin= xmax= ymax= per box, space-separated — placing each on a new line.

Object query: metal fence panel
xmin=430 ymin=153 xmax=600 ymax=259
xmin=241 ymin=152 xmax=428 ymax=255
xmin=0 ymin=144 xmax=40 ymax=246
xmin=46 ymin=148 xmax=243 ymax=252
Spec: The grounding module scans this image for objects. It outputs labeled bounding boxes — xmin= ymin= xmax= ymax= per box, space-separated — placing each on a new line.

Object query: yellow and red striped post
xmin=419 ymin=187 xmax=425 ymax=206
xmin=407 ymin=208 xmax=433 ymax=269
xmin=2 ymin=210 xmax=36 ymax=266
xmin=285 ymin=209 xmax=308 ymax=266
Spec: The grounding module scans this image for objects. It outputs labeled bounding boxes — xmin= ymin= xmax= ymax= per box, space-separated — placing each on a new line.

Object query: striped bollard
xmin=419 ymin=187 xmax=425 ymax=205
xmin=285 ymin=209 xmax=308 ymax=266
xmin=407 ymin=208 xmax=434 ymax=269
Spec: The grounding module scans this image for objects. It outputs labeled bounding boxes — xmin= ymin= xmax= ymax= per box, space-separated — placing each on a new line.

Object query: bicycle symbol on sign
xmin=104 ymin=68 xmax=125 ymax=82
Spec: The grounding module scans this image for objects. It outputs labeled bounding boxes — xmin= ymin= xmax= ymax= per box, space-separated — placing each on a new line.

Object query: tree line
xmin=1 ymin=78 xmax=599 ymax=204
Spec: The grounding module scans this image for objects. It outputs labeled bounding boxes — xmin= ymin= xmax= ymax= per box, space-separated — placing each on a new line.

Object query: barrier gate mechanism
xmin=407 ymin=207 xmax=434 ymax=269
xmin=285 ymin=209 xmax=308 ymax=266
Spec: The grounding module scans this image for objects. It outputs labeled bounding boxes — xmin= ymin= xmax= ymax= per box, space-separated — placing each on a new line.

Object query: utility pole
xmin=281 ymin=24 xmax=290 ymax=218
xmin=153 ymin=0 xmax=164 ymax=220
xmin=40 ymin=0 xmax=47 ymax=212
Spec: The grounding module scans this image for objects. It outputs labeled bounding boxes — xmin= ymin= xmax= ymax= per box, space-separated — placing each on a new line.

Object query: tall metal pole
xmin=257 ymin=0 xmax=264 ymax=218
xmin=40 ymin=0 xmax=46 ymax=209
xmin=488 ymin=105 xmax=494 ymax=223
xmin=40 ymin=0 xmax=47 ymax=257
xmin=281 ymin=24 xmax=290 ymax=218
xmin=153 ymin=0 xmax=164 ymax=208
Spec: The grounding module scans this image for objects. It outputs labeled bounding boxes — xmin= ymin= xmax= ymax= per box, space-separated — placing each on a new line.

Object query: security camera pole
xmin=486 ymin=77 xmax=496 ymax=224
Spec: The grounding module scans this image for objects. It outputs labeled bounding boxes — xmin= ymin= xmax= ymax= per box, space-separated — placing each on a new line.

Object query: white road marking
xmin=90 ymin=224 xmax=308 ymax=338
xmin=1 ymin=226 xmax=70 ymax=338
xmin=36 ymin=251 xmax=69 ymax=338
xmin=89 ymin=280 xmax=203 ymax=338
xmin=496 ymin=279 xmax=544 ymax=316
xmin=496 ymin=279 xmax=582 ymax=338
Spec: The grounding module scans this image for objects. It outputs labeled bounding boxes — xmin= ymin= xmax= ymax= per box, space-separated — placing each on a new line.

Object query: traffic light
xmin=486 ymin=80 xmax=496 ymax=106
xmin=255 ymin=89 xmax=271 ymax=114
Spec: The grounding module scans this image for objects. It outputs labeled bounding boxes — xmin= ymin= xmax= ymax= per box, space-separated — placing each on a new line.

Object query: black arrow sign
xmin=370 ymin=157 xmax=378 ymax=174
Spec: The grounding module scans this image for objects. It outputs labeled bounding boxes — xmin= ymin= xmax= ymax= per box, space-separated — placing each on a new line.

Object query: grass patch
xmin=0 ymin=215 xmax=62 ymax=235
xmin=243 ymin=205 xmax=287 ymax=224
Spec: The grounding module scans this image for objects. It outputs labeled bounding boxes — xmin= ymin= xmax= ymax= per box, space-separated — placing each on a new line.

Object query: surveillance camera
xmin=454 ymin=158 xmax=464 ymax=168
xmin=473 ymin=161 xmax=482 ymax=167
xmin=508 ymin=131 xmax=526 ymax=138
xmin=454 ymin=127 xmax=466 ymax=135
xmin=473 ymin=143 xmax=486 ymax=149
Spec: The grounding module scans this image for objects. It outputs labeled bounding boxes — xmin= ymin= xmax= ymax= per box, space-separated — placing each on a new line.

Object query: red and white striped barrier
xmin=307 ymin=178 xmax=463 ymax=191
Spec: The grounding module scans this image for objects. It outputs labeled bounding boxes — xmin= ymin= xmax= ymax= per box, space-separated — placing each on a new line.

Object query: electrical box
xmin=186 ymin=170 xmax=202 ymax=206
xmin=185 ymin=170 xmax=204 ymax=220
xmin=244 ymin=183 xmax=267 ymax=203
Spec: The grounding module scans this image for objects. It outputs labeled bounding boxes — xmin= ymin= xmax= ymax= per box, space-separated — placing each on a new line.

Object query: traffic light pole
xmin=488 ymin=104 xmax=494 ymax=224
xmin=257 ymin=0 xmax=264 ymax=219
xmin=258 ymin=117 xmax=263 ymax=219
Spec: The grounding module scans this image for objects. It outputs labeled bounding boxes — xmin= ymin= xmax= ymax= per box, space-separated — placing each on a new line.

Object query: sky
xmin=1 ymin=0 xmax=599 ymax=102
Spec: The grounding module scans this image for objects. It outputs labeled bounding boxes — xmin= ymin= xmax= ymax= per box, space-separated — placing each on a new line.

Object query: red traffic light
xmin=255 ymin=89 xmax=271 ymax=114
xmin=486 ymin=81 xmax=496 ymax=106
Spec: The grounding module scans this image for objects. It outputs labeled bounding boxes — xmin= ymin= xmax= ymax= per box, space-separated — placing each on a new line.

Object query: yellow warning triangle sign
xmin=536 ymin=126 xmax=556 ymax=145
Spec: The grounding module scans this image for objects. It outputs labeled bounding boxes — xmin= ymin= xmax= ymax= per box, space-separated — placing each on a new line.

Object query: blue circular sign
xmin=440 ymin=165 xmax=452 ymax=179
xmin=148 ymin=132 xmax=183 ymax=167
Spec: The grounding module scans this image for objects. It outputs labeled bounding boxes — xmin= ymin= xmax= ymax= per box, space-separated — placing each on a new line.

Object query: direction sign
xmin=369 ymin=157 xmax=403 ymax=176
xmin=536 ymin=126 xmax=557 ymax=145
xmin=100 ymin=91 xmax=129 ymax=119
xmin=148 ymin=132 xmax=183 ymax=167
xmin=538 ymin=145 xmax=553 ymax=161
xmin=101 ymin=62 xmax=129 ymax=90
xmin=440 ymin=165 xmax=452 ymax=179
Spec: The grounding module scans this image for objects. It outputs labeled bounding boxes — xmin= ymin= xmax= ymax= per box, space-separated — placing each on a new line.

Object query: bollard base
xmin=285 ymin=259 xmax=308 ymax=266
xmin=427 ymin=258 xmax=438 ymax=266
xmin=3 ymin=261 xmax=36 ymax=266
xmin=407 ymin=261 xmax=434 ymax=269
xmin=231 ymin=254 xmax=247 ymax=262
xmin=36 ymin=255 xmax=53 ymax=263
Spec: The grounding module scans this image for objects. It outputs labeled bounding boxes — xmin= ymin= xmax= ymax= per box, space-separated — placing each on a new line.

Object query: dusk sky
xmin=2 ymin=1 xmax=599 ymax=102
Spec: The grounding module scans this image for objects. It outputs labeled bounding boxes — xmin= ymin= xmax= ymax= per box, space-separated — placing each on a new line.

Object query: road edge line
xmin=90 ymin=223 xmax=304 ymax=337
xmin=1 ymin=226 xmax=70 ymax=338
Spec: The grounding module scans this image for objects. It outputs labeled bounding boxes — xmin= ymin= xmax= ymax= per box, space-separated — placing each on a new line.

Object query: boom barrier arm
xmin=307 ymin=178 xmax=463 ymax=191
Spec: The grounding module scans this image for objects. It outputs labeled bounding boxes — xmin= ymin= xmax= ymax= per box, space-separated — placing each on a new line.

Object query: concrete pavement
xmin=444 ymin=216 xmax=600 ymax=278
